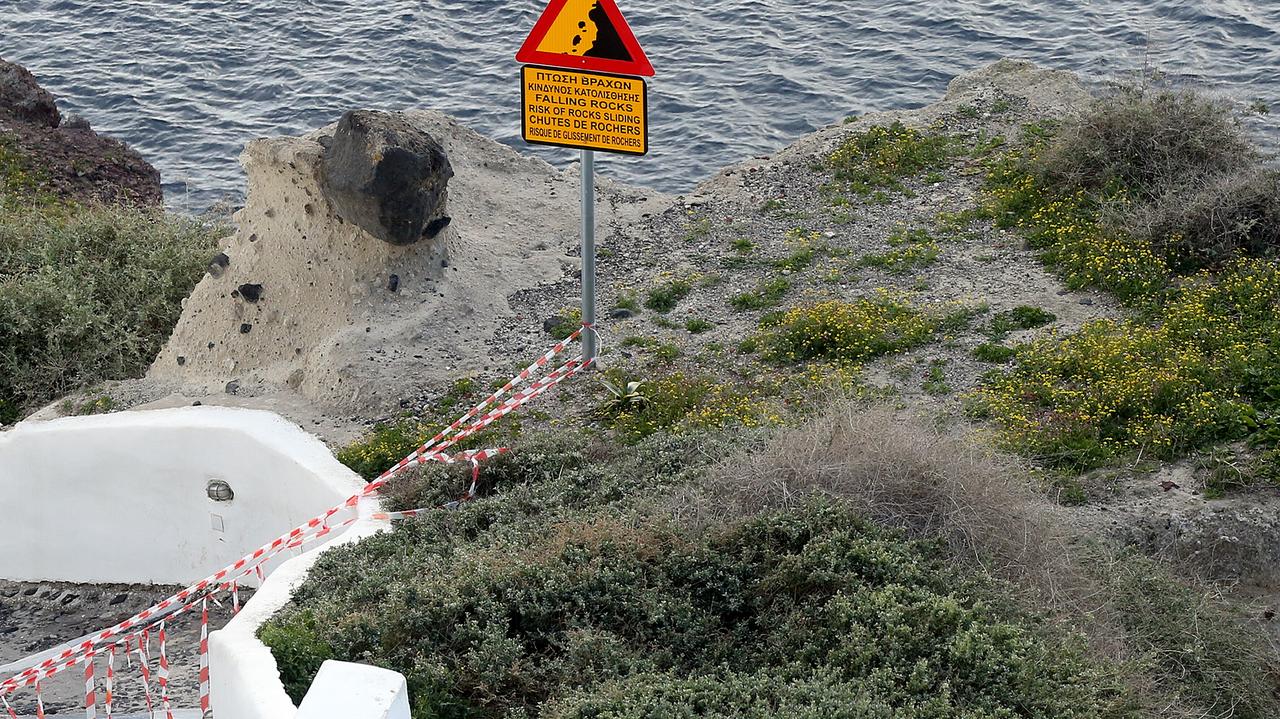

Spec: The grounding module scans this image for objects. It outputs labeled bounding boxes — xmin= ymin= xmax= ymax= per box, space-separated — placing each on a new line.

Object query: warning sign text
xmin=521 ymin=66 xmax=648 ymax=156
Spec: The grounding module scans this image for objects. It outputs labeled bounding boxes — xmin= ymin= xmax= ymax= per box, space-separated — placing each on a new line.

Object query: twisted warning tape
xmin=0 ymin=329 xmax=589 ymax=698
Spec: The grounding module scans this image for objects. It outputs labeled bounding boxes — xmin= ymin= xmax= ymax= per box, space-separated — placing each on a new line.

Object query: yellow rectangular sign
xmin=521 ymin=66 xmax=648 ymax=156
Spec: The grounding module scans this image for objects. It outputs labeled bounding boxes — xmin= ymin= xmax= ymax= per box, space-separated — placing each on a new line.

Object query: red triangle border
xmin=516 ymin=0 xmax=655 ymax=77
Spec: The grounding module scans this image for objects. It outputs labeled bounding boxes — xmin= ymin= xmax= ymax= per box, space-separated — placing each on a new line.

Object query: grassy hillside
xmin=0 ymin=136 xmax=222 ymax=424
xmin=262 ymin=79 xmax=1280 ymax=717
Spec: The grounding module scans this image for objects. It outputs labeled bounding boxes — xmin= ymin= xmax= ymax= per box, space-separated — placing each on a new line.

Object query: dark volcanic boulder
xmin=321 ymin=110 xmax=454 ymax=246
xmin=0 ymin=59 xmax=60 ymax=127
xmin=0 ymin=58 xmax=162 ymax=206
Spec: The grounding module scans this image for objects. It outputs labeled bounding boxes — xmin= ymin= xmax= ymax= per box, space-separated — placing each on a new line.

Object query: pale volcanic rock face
xmin=145 ymin=110 xmax=661 ymax=416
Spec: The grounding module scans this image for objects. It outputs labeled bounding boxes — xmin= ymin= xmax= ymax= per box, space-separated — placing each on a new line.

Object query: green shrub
xmin=762 ymin=295 xmax=963 ymax=364
xmin=645 ymin=279 xmax=692 ymax=313
xmin=987 ymin=86 xmax=1280 ymax=285
xmin=264 ymin=504 xmax=1128 ymax=718
xmin=595 ymin=370 xmax=774 ymax=442
xmin=829 ymin=121 xmax=957 ymax=196
xmin=1098 ymin=552 xmax=1279 ymax=717
xmin=0 ymin=136 xmax=49 ymax=204
xmin=972 ymin=343 xmax=1017 ymax=363
xmin=729 ymin=277 xmax=790 ymax=311
xmin=611 ymin=292 xmax=641 ymax=314
xmin=922 ymin=358 xmax=951 ymax=395
xmin=860 ymin=227 xmax=941 ymax=274
xmin=988 ymin=305 xmax=1057 ymax=339
xmin=337 ymin=379 xmax=509 ymax=480
xmin=0 ymin=204 xmax=221 ymax=418
xmin=257 ymin=610 xmax=332 ymax=704
xmin=684 ymin=318 xmax=713 ymax=334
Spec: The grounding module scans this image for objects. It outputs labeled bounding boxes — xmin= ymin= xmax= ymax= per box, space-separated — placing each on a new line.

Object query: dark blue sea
xmin=1 ymin=1 xmax=1277 ymax=210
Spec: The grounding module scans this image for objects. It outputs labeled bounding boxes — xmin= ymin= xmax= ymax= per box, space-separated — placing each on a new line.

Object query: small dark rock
xmin=109 ymin=593 xmax=129 ymax=606
xmin=192 ymin=401 xmax=202 ymax=406
xmin=62 ymin=114 xmax=91 ymax=130
xmin=424 ymin=215 xmax=452 ymax=239
xmin=387 ymin=274 xmax=400 ymax=293
xmin=441 ymin=259 xmax=449 ymax=268
xmin=208 ymin=252 xmax=231 ymax=278
xmin=1264 ymin=608 xmax=1275 ymax=621
xmin=237 ymin=283 xmax=264 ymax=303
xmin=240 ymin=323 xmax=253 ymax=334
xmin=225 ymin=380 xmax=241 ymax=395
xmin=176 ymin=356 xmax=186 ymax=366
xmin=320 ymin=110 xmax=454 ymax=246
xmin=1079 ymin=298 xmax=1095 ymax=306
xmin=609 ymin=308 xmax=636 ymax=320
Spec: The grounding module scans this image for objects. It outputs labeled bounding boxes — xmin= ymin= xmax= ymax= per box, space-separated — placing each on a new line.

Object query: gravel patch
xmin=1 ymin=581 xmax=249 ymax=716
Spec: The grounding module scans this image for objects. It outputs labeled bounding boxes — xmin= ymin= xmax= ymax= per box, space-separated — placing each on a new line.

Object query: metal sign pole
xmin=580 ymin=149 xmax=598 ymax=366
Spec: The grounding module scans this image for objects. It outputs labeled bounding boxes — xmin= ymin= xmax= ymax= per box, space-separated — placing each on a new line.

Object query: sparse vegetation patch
xmin=828 ymin=120 xmax=957 ymax=196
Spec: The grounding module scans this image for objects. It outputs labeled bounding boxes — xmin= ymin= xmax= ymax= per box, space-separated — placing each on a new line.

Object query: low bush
xmin=972 ymin=342 xmax=1017 ymax=363
xmin=677 ymin=403 xmax=1074 ymax=594
xmin=595 ymin=369 xmax=777 ymax=442
xmin=729 ymin=277 xmax=790 ymax=311
xmin=1118 ymin=167 xmax=1280 ymax=271
xmin=987 ymin=86 xmax=1280 ymax=287
xmin=263 ymin=502 xmax=1127 ymax=719
xmin=828 ymin=120 xmax=957 ymax=196
xmin=971 ymin=259 xmax=1280 ymax=471
xmin=859 ymin=227 xmax=941 ymax=274
xmin=337 ymin=379 xmax=510 ymax=480
xmin=1097 ymin=552 xmax=1280 ymax=718
xmin=676 ymin=402 xmax=1280 ymax=718
xmin=0 ymin=203 xmax=222 ymax=420
xmin=684 ymin=318 xmax=713 ymax=334
xmin=988 ymin=305 xmax=1056 ymax=339
xmin=1035 ymin=88 xmax=1254 ymax=204
xmin=644 ymin=279 xmax=692 ymax=313
xmin=762 ymin=294 xmax=972 ymax=364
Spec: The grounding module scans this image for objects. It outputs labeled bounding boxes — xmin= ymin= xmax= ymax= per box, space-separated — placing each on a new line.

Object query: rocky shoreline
xmin=0 ymin=59 xmax=161 ymax=207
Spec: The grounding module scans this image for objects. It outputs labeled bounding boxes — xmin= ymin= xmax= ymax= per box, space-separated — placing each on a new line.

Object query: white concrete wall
xmin=0 ymin=407 xmax=404 ymax=719
xmin=209 ymin=508 xmax=389 ymax=719
xmin=0 ymin=407 xmax=363 ymax=585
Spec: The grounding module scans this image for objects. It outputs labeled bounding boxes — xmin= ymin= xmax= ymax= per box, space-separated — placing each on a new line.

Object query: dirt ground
xmin=0 ymin=581 xmax=247 ymax=716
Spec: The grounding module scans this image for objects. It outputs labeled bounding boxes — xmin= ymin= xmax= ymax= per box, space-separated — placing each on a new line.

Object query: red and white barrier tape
xmin=104 ymin=648 xmax=114 ymax=719
xmin=198 ymin=599 xmax=210 ymax=717
xmin=0 ymin=328 xmax=593 ymax=710
xmin=157 ymin=622 xmax=172 ymax=719
xmin=82 ymin=651 xmax=94 ymax=719
xmin=136 ymin=632 xmax=153 ymax=718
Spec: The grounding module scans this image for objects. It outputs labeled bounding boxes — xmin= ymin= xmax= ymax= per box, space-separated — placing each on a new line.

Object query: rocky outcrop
xmin=0 ymin=58 xmax=162 ymax=206
xmin=0 ymin=61 xmax=59 ymax=127
xmin=147 ymin=109 xmax=659 ymax=415
xmin=321 ymin=110 xmax=454 ymax=246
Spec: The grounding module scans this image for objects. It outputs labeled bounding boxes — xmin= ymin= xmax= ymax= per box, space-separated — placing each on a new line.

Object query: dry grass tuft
xmin=672 ymin=401 xmax=1091 ymax=607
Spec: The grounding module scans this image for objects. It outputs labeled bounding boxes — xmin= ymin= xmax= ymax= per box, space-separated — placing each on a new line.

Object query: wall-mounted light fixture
xmin=206 ymin=479 xmax=235 ymax=502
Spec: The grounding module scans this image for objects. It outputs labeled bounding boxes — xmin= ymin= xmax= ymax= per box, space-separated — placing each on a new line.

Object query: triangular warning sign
xmin=517 ymin=0 xmax=655 ymax=77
